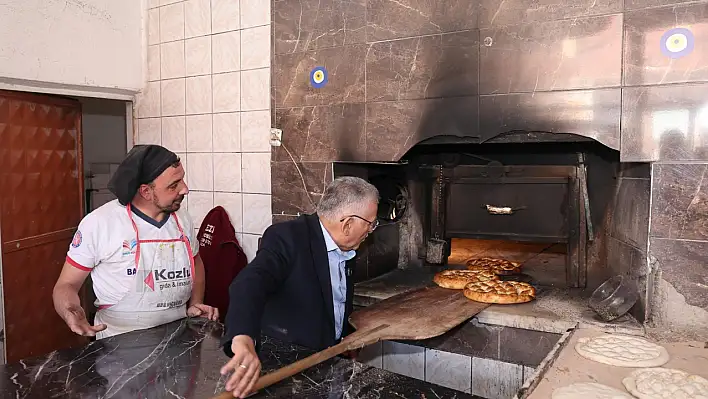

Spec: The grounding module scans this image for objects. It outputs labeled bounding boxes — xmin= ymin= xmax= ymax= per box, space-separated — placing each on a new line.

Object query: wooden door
xmin=0 ymin=90 xmax=88 ymax=363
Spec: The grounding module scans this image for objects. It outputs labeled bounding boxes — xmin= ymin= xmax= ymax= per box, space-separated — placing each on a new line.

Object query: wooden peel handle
xmin=211 ymin=325 xmax=388 ymax=399
xmin=211 ymin=340 xmax=351 ymax=399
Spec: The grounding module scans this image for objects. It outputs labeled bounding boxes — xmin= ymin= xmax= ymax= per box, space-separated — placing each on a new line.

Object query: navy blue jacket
xmin=221 ymin=213 xmax=355 ymax=356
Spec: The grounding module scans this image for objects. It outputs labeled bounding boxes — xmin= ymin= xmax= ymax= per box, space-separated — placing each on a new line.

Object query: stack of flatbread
xmin=433 ymin=257 xmax=535 ymax=305
xmin=552 ymin=333 xmax=708 ymax=399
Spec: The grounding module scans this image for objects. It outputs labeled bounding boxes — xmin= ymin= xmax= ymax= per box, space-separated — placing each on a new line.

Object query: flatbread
xmin=622 ymin=367 xmax=708 ymax=399
xmin=575 ymin=334 xmax=670 ymax=368
xmin=466 ymin=257 xmax=522 ymax=275
xmin=552 ymin=382 xmax=633 ymax=399
xmin=433 ymin=269 xmax=498 ymax=290
xmin=463 ymin=279 xmax=535 ymax=304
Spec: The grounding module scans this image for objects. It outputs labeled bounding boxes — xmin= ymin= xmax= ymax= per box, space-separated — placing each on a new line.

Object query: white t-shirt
xmin=66 ymin=200 xmax=198 ymax=307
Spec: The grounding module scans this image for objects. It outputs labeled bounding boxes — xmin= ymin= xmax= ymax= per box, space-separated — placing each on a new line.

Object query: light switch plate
xmin=270 ymin=128 xmax=282 ymax=147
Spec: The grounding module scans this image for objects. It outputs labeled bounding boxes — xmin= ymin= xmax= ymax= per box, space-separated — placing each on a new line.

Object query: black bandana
xmin=108 ymin=145 xmax=179 ymax=205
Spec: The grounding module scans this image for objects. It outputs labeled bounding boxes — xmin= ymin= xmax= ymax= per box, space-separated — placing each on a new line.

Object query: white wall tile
xmin=187 ymin=153 xmax=214 ymax=191
xmin=185 ymin=36 xmax=211 ymax=76
xmin=240 ymin=26 xmax=269 ymax=70
xmin=160 ymin=2 xmax=185 ymax=43
xmin=240 ymin=68 xmax=269 ymax=111
xmin=212 ymin=31 xmax=240 ymax=73
xmin=242 ymin=193 xmax=272 ymax=234
xmin=185 ymin=0 xmax=211 ymax=38
xmin=177 ymin=152 xmax=188 ymax=185
xmin=137 ymin=118 xmax=162 ymax=145
xmin=213 ymin=153 xmax=241 ymax=191
xmin=160 ymin=40 xmax=186 ymax=79
xmin=160 ymin=0 xmax=182 ymax=5
xmin=137 ymin=81 xmax=161 ymax=118
xmin=382 ymin=341 xmax=425 ymax=381
xmin=214 ymin=192 xmax=243 ymax=232
xmin=241 ymin=153 xmax=271 ymax=194
xmin=148 ymin=45 xmax=161 ymax=81
xmin=161 ymin=78 xmax=186 ymax=116
xmin=186 ymin=114 xmax=213 ymax=152
xmin=240 ymin=110 xmax=270 ymax=152
xmin=148 ymin=8 xmax=160 ymax=45
xmin=187 ymin=191 xmax=214 ymax=227
xmin=213 ymin=112 xmax=241 ymax=152
xmin=213 ymin=72 xmax=241 ymax=112
xmin=211 ymin=0 xmax=240 ymax=34
xmin=240 ymin=0 xmax=270 ymax=29
xmin=186 ymin=75 xmax=212 ymax=114
xmin=425 ymin=349 xmax=472 ymax=393
xmin=240 ymin=233 xmax=260 ymax=261
xmin=149 ymin=0 xmax=160 ymax=9
xmin=212 ymin=112 xmax=241 ymax=152
xmin=161 ymin=116 xmax=186 ymax=152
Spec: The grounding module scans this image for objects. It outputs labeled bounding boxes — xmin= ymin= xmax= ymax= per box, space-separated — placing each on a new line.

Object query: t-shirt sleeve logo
xmin=71 ymin=230 xmax=82 ymax=248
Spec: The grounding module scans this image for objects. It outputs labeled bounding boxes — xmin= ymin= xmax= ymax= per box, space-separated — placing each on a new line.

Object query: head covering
xmin=108 ymin=145 xmax=179 ymax=205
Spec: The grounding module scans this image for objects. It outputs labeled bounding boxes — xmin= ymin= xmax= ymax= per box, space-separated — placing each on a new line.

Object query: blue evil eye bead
xmin=660 ymin=27 xmax=694 ymax=59
xmin=310 ymin=66 xmax=328 ymax=88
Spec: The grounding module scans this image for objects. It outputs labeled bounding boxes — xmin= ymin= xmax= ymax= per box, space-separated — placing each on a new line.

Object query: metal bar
xmin=444 ymin=231 xmax=569 ymax=243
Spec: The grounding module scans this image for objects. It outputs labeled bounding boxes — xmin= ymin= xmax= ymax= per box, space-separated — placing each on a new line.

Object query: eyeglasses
xmin=340 ymin=215 xmax=379 ymax=231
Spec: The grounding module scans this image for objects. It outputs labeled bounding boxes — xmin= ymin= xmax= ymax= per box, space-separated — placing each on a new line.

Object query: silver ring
xmin=239 ymin=364 xmax=248 ymax=369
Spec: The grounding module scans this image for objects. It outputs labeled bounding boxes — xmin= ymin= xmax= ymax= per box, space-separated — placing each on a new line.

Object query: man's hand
xmin=187 ymin=303 xmax=219 ymax=321
xmin=221 ymin=335 xmax=261 ymax=398
xmin=64 ymin=306 xmax=106 ymax=337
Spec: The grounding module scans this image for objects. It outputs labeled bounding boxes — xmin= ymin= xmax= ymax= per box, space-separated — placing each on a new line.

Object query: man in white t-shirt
xmin=52 ymin=145 xmax=219 ymax=339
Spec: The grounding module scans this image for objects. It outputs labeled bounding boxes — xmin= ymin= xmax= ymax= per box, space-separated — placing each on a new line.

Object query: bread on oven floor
xmin=463 ymin=279 xmax=536 ymax=304
xmin=433 ymin=269 xmax=499 ymax=290
xmin=466 ymin=257 xmax=523 ymax=275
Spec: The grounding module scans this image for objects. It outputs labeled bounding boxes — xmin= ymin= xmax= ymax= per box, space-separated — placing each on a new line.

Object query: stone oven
xmin=270 ymin=0 xmax=708 ymax=394
xmin=336 ymin=131 xmax=652 ymax=326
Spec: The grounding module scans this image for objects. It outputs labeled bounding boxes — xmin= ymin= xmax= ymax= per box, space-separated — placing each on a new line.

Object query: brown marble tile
xmin=479 ymin=0 xmax=620 ymax=27
xmin=271 ymin=161 xmax=333 ymax=214
xmin=272 ymin=214 xmax=299 ymax=224
xmin=273 ymin=0 xmax=366 ymax=54
xmin=651 ymin=163 xmax=708 ymax=241
xmin=273 ymin=104 xmax=366 ymax=162
xmin=365 ymin=97 xmax=479 ymax=162
xmin=625 ymin=0 xmax=702 ymax=11
xmin=620 ymin=84 xmax=708 ymax=162
xmin=650 ymin=237 xmax=708 ymax=309
xmin=624 ymin=3 xmax=708 ymax=86
xmin=478 ymin=89 xmax=621 ymax=149
xmin=479 ymin=14 xmax=622 ymax=94
xmin=366 ymin=0 xmax=479 ymax=42
xmin=366 ymin=31 xmax=478 ymax=102
xmin=610 ymin=178 xmax=651 ymax=250
xmin=273 ymin=45 xmax=366 ymax=107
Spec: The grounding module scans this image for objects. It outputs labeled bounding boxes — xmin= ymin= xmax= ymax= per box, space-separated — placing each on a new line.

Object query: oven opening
xmin=345 ymin=137 xmax=651 ymax=328
xmin=448 ymin=238 xmax=568 ymax=288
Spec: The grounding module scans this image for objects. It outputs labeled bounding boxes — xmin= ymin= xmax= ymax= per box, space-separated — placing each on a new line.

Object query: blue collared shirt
xmin=319 ymin=222 xmax=356 ymax=340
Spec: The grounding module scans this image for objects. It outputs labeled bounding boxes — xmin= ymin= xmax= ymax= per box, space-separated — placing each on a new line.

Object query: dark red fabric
xmin=197 ymin=206 xmax=248 ymax=323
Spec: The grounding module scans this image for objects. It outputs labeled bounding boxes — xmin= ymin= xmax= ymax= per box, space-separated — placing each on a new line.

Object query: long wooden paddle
xmin=211 ymin=286 xmax=489 ymax=398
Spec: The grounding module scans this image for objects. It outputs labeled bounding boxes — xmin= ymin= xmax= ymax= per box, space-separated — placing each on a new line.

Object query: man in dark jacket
xmin=219 ymin=176 xmax=380 ymax=398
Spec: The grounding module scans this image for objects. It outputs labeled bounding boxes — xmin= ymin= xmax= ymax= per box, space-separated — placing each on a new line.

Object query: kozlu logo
xmin=122 ymin=239 xmax=137 ymax=256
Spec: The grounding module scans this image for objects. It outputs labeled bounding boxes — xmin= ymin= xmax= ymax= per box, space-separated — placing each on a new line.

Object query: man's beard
xmin=154 ymin=195 xmax=184 ymax=213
